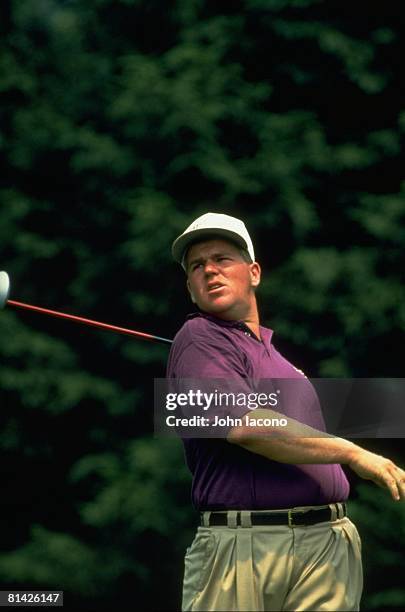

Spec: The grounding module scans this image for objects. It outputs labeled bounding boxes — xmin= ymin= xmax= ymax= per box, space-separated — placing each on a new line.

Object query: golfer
xmin=167 ymin=212 xmax=405 ymax=611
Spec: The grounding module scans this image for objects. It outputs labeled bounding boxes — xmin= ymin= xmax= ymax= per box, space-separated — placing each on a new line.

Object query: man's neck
xmin=237 ymin=299 xmax=261 ymax=339
xmin=203 ymin=301 xmax=261 ymax=340
xmin=244 ymin=319 xmax=261 ymax=340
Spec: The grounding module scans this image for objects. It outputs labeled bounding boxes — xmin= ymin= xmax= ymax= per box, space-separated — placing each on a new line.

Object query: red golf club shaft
xmin=7 ymin=299 xmax=173 ymax=345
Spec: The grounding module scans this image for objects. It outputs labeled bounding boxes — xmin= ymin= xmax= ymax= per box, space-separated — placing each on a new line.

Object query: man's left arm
xmin=227 ymin=408 xmax=405 ymax=501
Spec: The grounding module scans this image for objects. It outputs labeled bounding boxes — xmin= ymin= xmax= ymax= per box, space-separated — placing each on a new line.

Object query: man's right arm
xmin=227 ymin=408 xmax=405 ymax=501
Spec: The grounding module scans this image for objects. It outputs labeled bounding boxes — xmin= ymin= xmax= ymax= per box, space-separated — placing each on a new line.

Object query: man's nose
xmin=204 ymin=260 xmax=219 ymax=274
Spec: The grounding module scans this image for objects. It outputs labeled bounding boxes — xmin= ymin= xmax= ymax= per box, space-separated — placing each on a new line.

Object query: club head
xmin=0 ymin=271 xmax=10 ymax=309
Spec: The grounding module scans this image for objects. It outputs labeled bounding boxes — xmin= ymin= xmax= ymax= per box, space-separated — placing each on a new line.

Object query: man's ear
xmin=187 ymin=280 xmax=197 ymax=303
xmin=249 ymin=262 xmax=261 ymax=288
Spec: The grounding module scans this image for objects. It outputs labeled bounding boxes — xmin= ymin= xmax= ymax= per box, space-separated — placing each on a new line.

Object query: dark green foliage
xmin=0 ymin=0 xmax=404 ymax=608
xmin=349 ymin=484 xmax=405 ymax=611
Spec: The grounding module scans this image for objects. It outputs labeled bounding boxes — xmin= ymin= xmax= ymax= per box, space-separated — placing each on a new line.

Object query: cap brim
xmin=171 ymin=228 xmax=248 ymax=266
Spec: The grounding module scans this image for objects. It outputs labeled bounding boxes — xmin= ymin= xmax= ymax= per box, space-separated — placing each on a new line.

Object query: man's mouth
xmin=207 ymin=284 xmax=225 ymax=294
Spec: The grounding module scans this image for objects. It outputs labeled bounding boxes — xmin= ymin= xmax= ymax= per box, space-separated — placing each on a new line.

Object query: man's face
xmin=185 ymin=238 xmax=261 ymax=320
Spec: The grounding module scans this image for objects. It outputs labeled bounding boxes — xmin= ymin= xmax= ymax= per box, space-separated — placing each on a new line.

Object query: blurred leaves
xmin=70 ymin=438 xmax=191 ymax=536
xmin=0 ymin=526 xmax=105 ymax=596
xmin=349 ymin=483 xmax=405 ymax=610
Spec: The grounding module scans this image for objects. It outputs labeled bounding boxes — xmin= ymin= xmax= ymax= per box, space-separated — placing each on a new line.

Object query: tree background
xmin=0 ymin=0 xmax=404 ymax=609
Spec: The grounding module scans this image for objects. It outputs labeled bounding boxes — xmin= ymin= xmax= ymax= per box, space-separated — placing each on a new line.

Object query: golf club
xmin=0 ymin=271 xmax=172 ymax=345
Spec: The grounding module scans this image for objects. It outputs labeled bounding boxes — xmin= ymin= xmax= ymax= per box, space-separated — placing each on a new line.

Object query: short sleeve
xmin=168 ymin=338 xmax=256 ymax=437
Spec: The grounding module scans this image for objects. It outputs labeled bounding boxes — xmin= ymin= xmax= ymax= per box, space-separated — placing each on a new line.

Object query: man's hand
xmin=228 ymin=409 xmax=405 ymax=502
xmin=347 ymin=448 xmax=405 ymax=501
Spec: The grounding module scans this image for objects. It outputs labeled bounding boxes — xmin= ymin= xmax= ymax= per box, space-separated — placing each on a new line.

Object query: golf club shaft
xmin=6 ymin=299 xmax=173 ymax=345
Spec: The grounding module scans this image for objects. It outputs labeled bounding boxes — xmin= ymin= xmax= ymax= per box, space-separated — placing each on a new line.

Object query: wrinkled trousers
xmin=182 ymin=508 xmax=363 ymax=611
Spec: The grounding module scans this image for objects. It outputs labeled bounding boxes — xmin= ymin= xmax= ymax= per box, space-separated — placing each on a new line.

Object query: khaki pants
xmin=182 ymin=507 xmax=363 ymax=611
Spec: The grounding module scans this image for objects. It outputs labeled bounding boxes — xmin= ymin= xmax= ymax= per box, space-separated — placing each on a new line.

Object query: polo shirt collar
xmin=186 ymin=311 xmax=274 ymax=345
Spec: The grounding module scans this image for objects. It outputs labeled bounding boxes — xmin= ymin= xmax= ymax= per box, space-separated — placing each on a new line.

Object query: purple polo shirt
xmin=166 ymin=312 xmax=350 ymax=510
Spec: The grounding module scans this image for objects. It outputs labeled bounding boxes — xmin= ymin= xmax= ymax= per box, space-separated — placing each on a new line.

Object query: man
xmin=167 ymin=212 xmax=405 ymax=612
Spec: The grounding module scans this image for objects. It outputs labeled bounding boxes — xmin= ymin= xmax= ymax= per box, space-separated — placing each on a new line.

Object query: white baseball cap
xmin=172 ymin=212 xmax=255 ymax=269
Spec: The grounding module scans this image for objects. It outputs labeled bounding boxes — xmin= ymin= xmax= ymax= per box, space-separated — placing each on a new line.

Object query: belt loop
xmin=202 ymin=511 xmax=211 ymax=527
xmin=227 ymin=510 xmax=238 ymax=529
xmin=240 ymin=510 xmax=252 ymax=528
xmin=329 ymin=504 xmax=337 ymax=521
xmin=336 ymin=503 xmax=345 ymax=519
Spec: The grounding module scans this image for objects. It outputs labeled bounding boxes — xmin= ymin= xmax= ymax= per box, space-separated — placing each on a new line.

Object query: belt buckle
xmin=288 ymin=509 xmax=306 ymax=527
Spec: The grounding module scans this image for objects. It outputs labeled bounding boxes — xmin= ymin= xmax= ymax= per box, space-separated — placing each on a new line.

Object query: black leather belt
xmin=201 ymin=504 xmax=347 ymax=527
